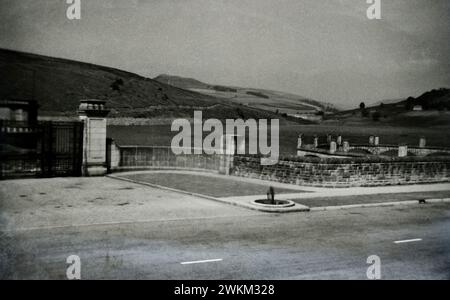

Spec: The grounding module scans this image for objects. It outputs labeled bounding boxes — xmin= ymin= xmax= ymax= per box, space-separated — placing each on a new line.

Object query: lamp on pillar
xmin=78 ymin=99 xmax=110 ymax=176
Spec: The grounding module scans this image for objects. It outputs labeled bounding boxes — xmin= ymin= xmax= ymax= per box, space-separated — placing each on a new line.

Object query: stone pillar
xmin=369 ymin=135 xmax=375 ymax=145
xmin=297 ymin=134 xmax=303 ymax=149
xmin=374 ymin=136 xmax=380 ymax=146
xmin=313 ymin=136 xmax=319 ymax=148
xmin=343 ymin=141 xmax=350 ymax=153
xmin=329 ymin=141 xmax=337 ymax=154
xmin=78 ymin=99 xmax=110 ymax=176
xmin=419 ymin=137 xmax=426 ymax=148
xmin=398 ymin=145 xmax=408 ymax=158
xmin=337 ymin=135 xmax=342 ymax=146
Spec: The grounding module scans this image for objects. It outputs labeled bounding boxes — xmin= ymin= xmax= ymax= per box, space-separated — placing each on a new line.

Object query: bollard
xmin=343 ymin=141 xmax=350 ymax=152
xmin=330 ymin=141 xmax=337 ymax=154
xmin=313 ymin=136 xmax=319 ymax=148
xmin=297 ymin=134 xmax=303 ymax=149
xmin=419 ymin=137 xmax=426 ymax=148
xmin=267 ymin=186 xmax=275 ymax=205
xmin=398 ymin=145 xmax=408 ymax=157
xmin=374 ymin=136 xmax=380 ymax=146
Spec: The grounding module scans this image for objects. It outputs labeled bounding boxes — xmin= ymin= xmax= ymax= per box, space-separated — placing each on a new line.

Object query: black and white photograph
xmin=0 ymin=0 xmax=450 ymax=284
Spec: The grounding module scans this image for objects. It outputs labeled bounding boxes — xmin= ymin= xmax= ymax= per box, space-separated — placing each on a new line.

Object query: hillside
xmin=154 ymin=74 xmax=338 ymax=116
xmin=400 ymin=88 xmax=450 ymax=111
xmin=154 ymin=74 xmax=210 ymax=90
xmin=0 ymin=49 xmax=296 ymax=121
xmin=326 ymin=88 xmax=450 ymax=127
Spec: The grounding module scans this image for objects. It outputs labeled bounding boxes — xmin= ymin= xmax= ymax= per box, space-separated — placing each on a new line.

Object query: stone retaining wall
xmin=231 ymin=156 xmax=450 ymax=188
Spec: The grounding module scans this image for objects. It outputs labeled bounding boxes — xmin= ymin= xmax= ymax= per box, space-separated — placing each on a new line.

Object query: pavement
xmin=110 ymin=170 xmax=450 ymax=212
xmin=1 ymin=175 xmax=450 ymax=279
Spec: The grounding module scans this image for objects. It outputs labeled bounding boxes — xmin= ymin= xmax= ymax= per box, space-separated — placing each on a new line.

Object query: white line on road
xmin=181 ymin=258 xmax=223 ymax=265
xmin=394 ymin=238 xmax=423 ymax=244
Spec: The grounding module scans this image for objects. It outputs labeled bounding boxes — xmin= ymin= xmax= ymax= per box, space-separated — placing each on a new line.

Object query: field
xmin=107 ymin=122 xmax=450 ymax=156
xmin=187 ymin=87 xmax=325 ymax=116
xmin=155 ymin=74 xmax=337 ymax=116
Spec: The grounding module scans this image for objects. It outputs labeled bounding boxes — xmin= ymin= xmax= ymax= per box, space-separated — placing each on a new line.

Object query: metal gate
xmin=0 ymin=120 xmax=84 ymax=179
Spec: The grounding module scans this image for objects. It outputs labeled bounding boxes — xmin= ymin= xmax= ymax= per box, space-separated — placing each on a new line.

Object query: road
xmin=1 ymin=203 xmax=449 ymax=279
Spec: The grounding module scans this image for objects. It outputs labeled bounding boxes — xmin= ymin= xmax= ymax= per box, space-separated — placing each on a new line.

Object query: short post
xmin=337 ymin=135 xmax=342 ymax=146
xmin=398 ymin=144 xmax=408 ymax=157
xmin=419 ymin=137 xmax=426 ymax=148
xmin=343 ymin=141 xmax=350 ymax=153
xmin=369 ymin=135 xmax=375 ymax=145
xmin=374 ymin=136 xmax=380 ymax=146
xmin=297 ymin=134 xmax=303 ymax=149
xmin=267 ymin=186 xmax=275 ymax=205
xmin=78 ymin=99 xmax=110 ymax=176
xmin=313 ymin=136 xmax=319 ymax=148
xmin=330 ymin=141 xmax=337 ymax=154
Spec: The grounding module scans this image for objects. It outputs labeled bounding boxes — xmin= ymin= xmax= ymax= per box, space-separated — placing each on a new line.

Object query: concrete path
xmin=0 ymin=177 xmax=262 ymax=231
xmin=111 ymin=170 xmax=450 ymax=210
xmin=221 ymin=182 xmax=450 ymax=203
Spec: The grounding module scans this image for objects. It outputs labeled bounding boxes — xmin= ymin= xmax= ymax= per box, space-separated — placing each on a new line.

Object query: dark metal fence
xmin=0 ymin=120 xmax=84 ymax=179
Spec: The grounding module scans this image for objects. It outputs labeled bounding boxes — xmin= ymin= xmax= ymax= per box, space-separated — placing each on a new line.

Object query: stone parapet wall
xmin=231 ymin=156 xmax=450 ymax=188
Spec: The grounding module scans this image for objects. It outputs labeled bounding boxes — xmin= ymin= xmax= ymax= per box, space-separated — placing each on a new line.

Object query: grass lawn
xmin=120 ymin=173 xmax=306 ymax=198
xmin=108 ymin=123 xmax=450 ymax=156
xmin=291 ymin=191 xmax=450 ymax=207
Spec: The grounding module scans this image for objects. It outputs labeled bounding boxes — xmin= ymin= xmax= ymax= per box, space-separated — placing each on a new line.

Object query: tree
xmin=110 ymin=78 xmax=124 ymax=92
xmin=405 ymin=97 xmax=414 ymax=110
xmin=359 ymin=102 xmax=366 ymax=110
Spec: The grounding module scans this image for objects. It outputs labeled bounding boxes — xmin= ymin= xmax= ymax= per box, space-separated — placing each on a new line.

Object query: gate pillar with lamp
xmin=78 ymin=99 xmax=110 ymax=176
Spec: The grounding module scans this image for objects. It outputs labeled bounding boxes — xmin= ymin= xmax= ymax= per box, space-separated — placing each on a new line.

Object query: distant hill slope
xmin=372 ymin=98 xmax=405 ymax=106
xmin=154 ymin=74 xmax=209 ymax=90
xmin=400 ymin=88 xmax=450 ymax=111
xmin=0 ymin=49 xmax=297 ymax=121
xmin=327 ymin=88 xmax=450 ymax=127
xmin=154 ymin=74 xmax=338 ymax=115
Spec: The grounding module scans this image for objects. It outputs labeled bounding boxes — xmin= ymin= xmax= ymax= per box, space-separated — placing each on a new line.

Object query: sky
xmin=0 ymin=0 xmax=449 ymax=108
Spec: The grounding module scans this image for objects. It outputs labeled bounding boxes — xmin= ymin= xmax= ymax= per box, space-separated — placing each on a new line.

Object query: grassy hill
xmin=154 ymin=74 xmax=338 ymax=116
xmin=400 ymin=88 xmax=450 ymax=111
xmin=0 ymin=49 xmax=301 ymax=121
xmin=326 ymin=88 xmax=450 ymax=127
xmin=154 ymin=74 xmax=210 ymax=90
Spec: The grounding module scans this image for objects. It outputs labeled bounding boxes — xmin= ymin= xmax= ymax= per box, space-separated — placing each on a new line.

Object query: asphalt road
xmin=1 ymin=203 xmax=449 ymax=280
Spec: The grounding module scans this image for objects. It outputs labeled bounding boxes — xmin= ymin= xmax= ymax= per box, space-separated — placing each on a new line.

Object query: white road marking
xmin=181 ymin=258 xmax=223 ymax=265
xmin=394 ymin=238 xmax=423 ymax=244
